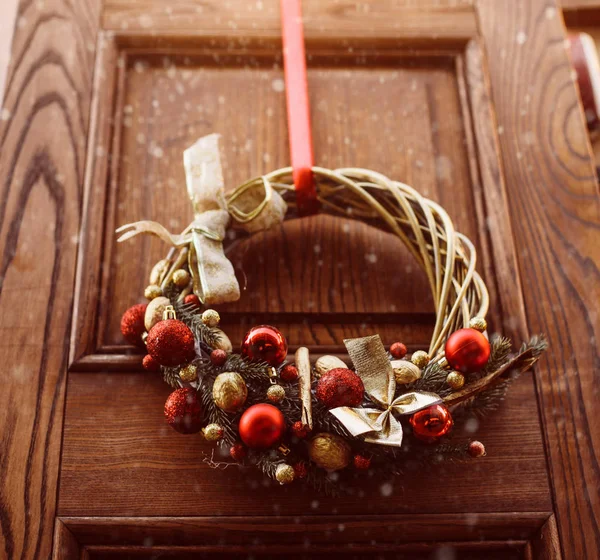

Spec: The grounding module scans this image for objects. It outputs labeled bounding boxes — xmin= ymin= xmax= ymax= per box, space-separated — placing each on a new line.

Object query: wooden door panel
xmin=60 ymin=8 xmax=552 ymax=558
xmin=1 ymin=1 xmax=598 ymax=559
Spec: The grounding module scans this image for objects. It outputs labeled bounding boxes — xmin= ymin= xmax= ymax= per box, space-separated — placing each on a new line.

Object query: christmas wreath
xmin=117 ymin=134 xmax=546 ymax=492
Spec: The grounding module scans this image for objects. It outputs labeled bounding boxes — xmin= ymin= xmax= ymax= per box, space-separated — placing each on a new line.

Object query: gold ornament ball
xmin=411 ymin=350 xmax=430 ymax=368
xmin=172 ymin=268 xmax=191 ymax=287
xmin=446 ymin=371 xmax=465 ymax=390
xmin=469 ymin=316 xmax=487 ymax=332
xmin=179 ymin=364 xmax=198 ymax=383
xmin=266 ymin=384 xmax=286 ymax=403
xmin=308 ymin=432 xmax=351 ymax=471
xmin=144 ymin=284 xmax=163 ymax=300
xmin=203 ymin=423 xmax=224 ymax=442
xmin=202 ymin=309 xmax=221 ymax=327
xmin=275 ymin=463 xmax=295 ymax=484
xmin=212 ymin=371 xmax=248 ymax=413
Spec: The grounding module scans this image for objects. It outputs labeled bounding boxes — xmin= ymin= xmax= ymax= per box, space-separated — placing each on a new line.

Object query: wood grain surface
xmin=58 ymin=371 xmax=550 ymax=517
xmin=0 ymin=0 xmax=18 ymax=106
xmin=0 ymin=0 xmax=100 ymax=558
xmin=478 ymin=0 xmax=600 ymax=558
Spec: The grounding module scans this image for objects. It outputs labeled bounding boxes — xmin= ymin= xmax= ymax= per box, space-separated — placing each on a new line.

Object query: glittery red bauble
xmin=230 ymin=443 xmax=247 ymax=461
xmin=390 ymin=342 xmax=407 ymax=359
xmin=241 ymin=325 xmax=288 ymax=366
xmin=468 ymin=440 xmax=486 ymax=458
xmin=280 ymin=364 xmax=299 ymax=382
xmin=293 ymin=461 xmax=308 ymax=479
xmin=410 ymin=404 xmax=453 ymax=442
xmin=142 ymin=354 xmax=160 ymax=372
xmin=445 ymin=328 xmax=491 ymax=373
xmin=147 ymin=319 xmax=196 ymax=367
xmin=183 ymin=294 xmax=201 ymax=307
xmin=210 ymin=349 xmax=228 ymax=367
xmin=353 ymin=454 xmax=371 ymax=470
xmin=120 ymin=304 xmax=147 ymax=347
xmin=316 ymin=368 xmax=364 ymax=409
xmin=238 ymin=403 xmax=286 ymax=449
xmin=164 ymin=387 xmax=203 ymax=434
xmin=291 ymin=421 xmax=310 ymax=439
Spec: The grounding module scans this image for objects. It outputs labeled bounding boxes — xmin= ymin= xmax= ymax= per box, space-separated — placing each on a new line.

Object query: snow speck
xmin=516 ymin=31 xmax=527 ymax=45
xmin=271 ymin=78 xmax=285 ymax=92
xmin=545 ymin=6 xmax=556 ymax=20
xmin=218 ymin=95 xmax=225 ymax=105
xmin=497 ymin=125 xmax=504 ymax=135
xmin=380 ymin=482 xmax=393 ymax=497
xmin=365 ymin=253 xmax=377 ymax=264
xmin=0 ymin=108 xmax=11 ymax=121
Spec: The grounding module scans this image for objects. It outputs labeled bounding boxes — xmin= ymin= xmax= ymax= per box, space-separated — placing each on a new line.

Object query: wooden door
xmin=1 ymin=0 xmax=598 ymax=558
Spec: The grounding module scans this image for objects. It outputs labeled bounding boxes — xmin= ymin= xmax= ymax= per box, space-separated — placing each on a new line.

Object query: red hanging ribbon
xmin=280 ymin=0 xmax=319 ymax=215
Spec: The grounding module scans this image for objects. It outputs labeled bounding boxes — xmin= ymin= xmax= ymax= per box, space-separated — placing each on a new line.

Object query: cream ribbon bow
xmin=116 ymin=134 xmax=287 ymax=305
xmin=330 ymin=335 xmax=441 ymax=447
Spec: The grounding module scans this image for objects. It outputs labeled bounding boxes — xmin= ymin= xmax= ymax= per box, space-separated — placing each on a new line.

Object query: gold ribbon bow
xmin=330 ymin=335 xmax=441 ymax=447
xmin=116 ymin=134 xmax=287 ymax=305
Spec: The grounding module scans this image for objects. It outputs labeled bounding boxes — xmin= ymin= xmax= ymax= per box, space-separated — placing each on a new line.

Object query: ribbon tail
xmin=392 ymin=391 xmax=442 ymax=415
xmin=330 ymin=407 xmax=386 ymax=438
xmin=116 ymin=221 xmax=190 ymax=247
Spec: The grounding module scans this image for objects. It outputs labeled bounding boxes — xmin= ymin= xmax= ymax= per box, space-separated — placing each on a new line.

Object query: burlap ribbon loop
xmin=330 ymin=335 xmax=441 ymax=447
xmin=115 ymin=134 xmax=288 ymax=305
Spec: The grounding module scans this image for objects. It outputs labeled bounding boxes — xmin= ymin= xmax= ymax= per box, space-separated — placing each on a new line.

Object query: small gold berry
xmin=201 ymin=309 xmax=220 ymax=328
xmin=446 ymin=371 xmax=465 ymax=390
xmin=468 ymin=317 xmax=487 ymax=332
xmin=203 ymin=423 xmax=224 ymax=442
xmin=172 ymin=268 xmax=191 ymax=287
xmin=266 ymin=384 xmax=286 ymax=403
xmin=411 ymin=350 xmax=430 ymax=368
xmin=275 ymin=463 xmax=295 ymax=484
xmin=144 ymin=284 xmax=163 ymax=300
xmin=179 ymin=364 xmax=198 ymax=383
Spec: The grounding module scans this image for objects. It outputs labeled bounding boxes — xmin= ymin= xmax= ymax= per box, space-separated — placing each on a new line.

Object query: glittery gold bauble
xmin=446 ymin=371 xmax=465 ymax=390
xmin=179 ymin=364 xmax=198 ymax=383
xmin=201 ymin=309 xmax=220 ymax=327
xmin=275 ymin=463 xmax=295 ymax=484
xmin=144 ymin=284 xmax=163 ymax=300
xmin=150 ymin=259 xmax=170 ymax=285
xmin=468 ymin=316 xmax=487 ymax=332
xmin=266 ymin=384 xmax=286 ymax=403
xmin=308 ymin=432 xmax=351 ymax=471
xmin=203 ymin=423 xmax=224 ymax=442
xmin=211 ymin=328 xmax=232 ymax=352
xmin=144 ymin=296 xmax=171 ymax=331
xmin=212 ymin=372 xmax=247 ymax=413
xmin=172 ymin=268 xmax=191 ymax=287
xmin=411 ymin=350 xmax=430 ymax=368
xmin=391 ymin=360 xmax=421 ymax=384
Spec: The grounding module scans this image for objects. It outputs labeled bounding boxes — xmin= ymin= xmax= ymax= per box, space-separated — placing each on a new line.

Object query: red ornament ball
xmin=183 ymin=294 xmax=201 ymax=307
xmin=241 ymin=325 xmax=288 ymax=366
xmin=410 ymin=404 xmax=453 ymax=443
xmin=210 ymin=348 xmax=228 ymax=367
xmin=445 ymin=328 xmax=491 ymax=373
xmin=238 ymin=403 xmax=286 ymax=449
xmin=353 ymin=454 xmax=371 ymax=470
xmin=316 ymin=368 xmax=364 ymax=409
xmin=142 ymin=354 xmax=160 ymax=372
xmin=280 ymin=364 xmax=299 ymax=382
xmin=293 ymin=461 xmax=308 ymax=479
xmin=468 ymin=440 xmax=486 ymax=458
xmin=120 ymin=304 xmax=147 ymax=347
xmin=291 ymin=421 xmax=311 ymax=439
xmin=390 ymin=342 xmax=407 ymax=359
xmin=230 ymin=442 xmax=247 ymax=462
xmin=147 ymin=319 xmax=196 ymax=367
xmin=164 ymin=387 xmax=203 ymax=434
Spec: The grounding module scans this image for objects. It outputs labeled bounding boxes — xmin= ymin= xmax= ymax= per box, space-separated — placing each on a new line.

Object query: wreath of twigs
xmin=120 ymin=162 xmax=546 ymax=494
xmin=228 ymin=166 xmax=488 ymax=357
